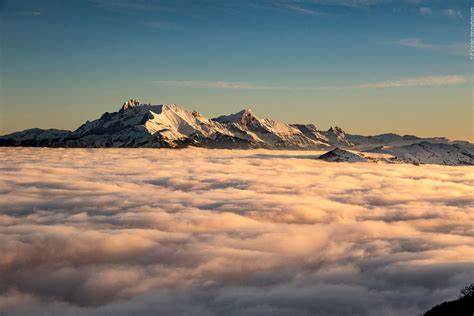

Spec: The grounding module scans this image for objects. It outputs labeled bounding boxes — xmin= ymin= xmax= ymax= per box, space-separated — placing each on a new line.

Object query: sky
xmin=0 ymin=0 xmax=472 ymax=141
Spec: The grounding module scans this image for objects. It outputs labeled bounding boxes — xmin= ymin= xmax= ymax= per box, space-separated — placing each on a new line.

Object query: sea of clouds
xmin=0 ymin=147 xmax=472 ymax=316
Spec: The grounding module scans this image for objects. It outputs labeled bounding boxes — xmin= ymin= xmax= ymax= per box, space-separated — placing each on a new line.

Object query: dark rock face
xmin=193 ymin=133 xmax=256 ymax=149
xmin=0 ymin=128 xmax=71 ymax=147
xmin=318 ymin=148 xmax=368 ymax=162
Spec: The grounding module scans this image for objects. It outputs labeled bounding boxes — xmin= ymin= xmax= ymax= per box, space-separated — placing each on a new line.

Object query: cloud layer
xmin=0 ymin=148 xmax=473 ymax=315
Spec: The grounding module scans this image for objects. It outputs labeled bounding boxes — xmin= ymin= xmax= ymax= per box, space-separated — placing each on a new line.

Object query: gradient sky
xmin=0 ymin=0 xmax=472 ymax=141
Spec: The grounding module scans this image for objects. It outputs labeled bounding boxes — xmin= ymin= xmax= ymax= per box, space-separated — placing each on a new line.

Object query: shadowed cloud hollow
xmin=0 ymin=148 xmax=473 ymax=315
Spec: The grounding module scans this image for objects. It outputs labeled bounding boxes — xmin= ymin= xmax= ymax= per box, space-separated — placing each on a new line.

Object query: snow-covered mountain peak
xmin=1 ymin=100 xmax=473 ymax=165
xmin=328 ymin=126 xmax=346 ymax=136
xmin=324 ymin=126 xmax=353 ymax=147
xmin=162 ymin=103 xmax=193 ymax=114
xmin=365 ymin=142 xmax=474 ymax=165
xmin=163 ymin=103 xmax=179 ymax=110
xmin=213 ymin=108 xmax=258 ymax=125
xmin=119 ymin=102 xmax=194 ymax=118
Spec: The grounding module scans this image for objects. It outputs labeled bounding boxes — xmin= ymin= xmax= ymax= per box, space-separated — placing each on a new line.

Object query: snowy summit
xmin=0 ymin=99 xmax=472 ymax=166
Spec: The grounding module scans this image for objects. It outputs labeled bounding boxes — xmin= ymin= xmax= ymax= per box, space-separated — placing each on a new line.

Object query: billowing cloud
xmin=0 ymin=148 xmax=473 ymax=315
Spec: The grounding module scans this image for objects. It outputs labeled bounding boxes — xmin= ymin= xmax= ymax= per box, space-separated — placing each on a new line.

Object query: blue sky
xmin=1 ymin=0 xmax=472 ymax=140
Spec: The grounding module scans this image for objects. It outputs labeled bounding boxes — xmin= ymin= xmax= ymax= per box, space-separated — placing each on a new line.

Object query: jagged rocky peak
xmin=1 ymin=99 xmax=473 ymax=166
xmin=191 ymin=110 xmax=201 ymax=117
xmin=213 ymin=108 xmax=258 ymax=125
xmin=328 ymin=126 xmax=346 ymax=136
xmin=238 ymin=109 xmax=256 ymax=125
xmin=122 ymin=99 xmax=145 ymax=110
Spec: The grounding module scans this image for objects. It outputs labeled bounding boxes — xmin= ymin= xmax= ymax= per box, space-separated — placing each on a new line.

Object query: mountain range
xmin=1 ymin=99 xmax=473 ymax=166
